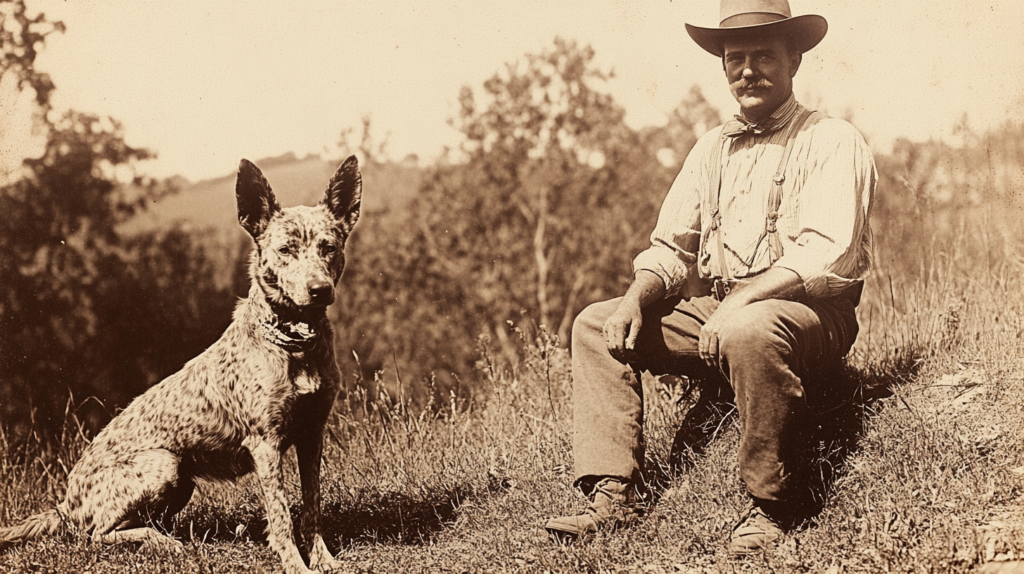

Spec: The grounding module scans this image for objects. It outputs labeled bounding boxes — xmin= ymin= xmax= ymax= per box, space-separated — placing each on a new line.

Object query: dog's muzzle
xmin=307 ymin=280 xmax=334 ymax=306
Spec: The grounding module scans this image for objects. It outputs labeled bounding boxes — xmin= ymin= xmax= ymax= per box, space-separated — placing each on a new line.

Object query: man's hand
xmin=698 ymin=294 xmax=744 ymax=369
xmin=698 ymin=267 xmax=806 ymax=369
xmin=603 ymin=270 xmax=667 ymax=364
xmin=604 ymin=298 xmax=644 ymax=363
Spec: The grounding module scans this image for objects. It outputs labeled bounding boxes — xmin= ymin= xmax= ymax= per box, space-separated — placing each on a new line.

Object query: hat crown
xmin=686 ymin=0 xmax=826 ymax=57
xmin=720 ymin=0 xmax=792 ymax=28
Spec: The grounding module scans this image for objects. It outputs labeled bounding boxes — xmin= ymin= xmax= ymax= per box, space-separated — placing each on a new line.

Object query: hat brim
xmin=685 ymin=14 xmax=827 ymax=57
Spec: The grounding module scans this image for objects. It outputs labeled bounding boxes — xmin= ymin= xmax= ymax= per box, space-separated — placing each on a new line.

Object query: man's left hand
xmin=698 ymin=267 xmax=807 ymax=369
xmin=699 ymin=293 xmax=747 ymax=369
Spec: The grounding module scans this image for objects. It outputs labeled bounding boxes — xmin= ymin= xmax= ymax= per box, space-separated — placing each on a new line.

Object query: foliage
xmin=0 ymin=0 xmax=62 ymax=109
xmin=857 ymin=117 xmax=1024 ymax=373
xmin=0 ymin=1 xmax=239 ymax=438
xmin=0 ymin=110 xmax=240 ymax=436
xmin=871 ymin=122 xmax=1024 ymax=281
xmin=0 ymin=112 xmax=142 ymax=424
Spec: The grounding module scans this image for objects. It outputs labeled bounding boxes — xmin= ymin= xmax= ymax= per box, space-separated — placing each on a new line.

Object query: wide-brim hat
xmin=685 ymin=0 xmax=827 ymax=57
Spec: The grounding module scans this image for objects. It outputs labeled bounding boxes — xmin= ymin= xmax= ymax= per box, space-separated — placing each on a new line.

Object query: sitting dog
xmin=0 ymin=156 xmax=362 ymax=574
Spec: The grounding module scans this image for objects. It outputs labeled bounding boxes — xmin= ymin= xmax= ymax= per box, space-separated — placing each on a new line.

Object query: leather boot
xmin=544 ymin=477 xmax=640 ymax=542
xmin=728 ymin=501 xmax=783 ymax=554
xmin=728 ymin=498 xmax=804 ymax=555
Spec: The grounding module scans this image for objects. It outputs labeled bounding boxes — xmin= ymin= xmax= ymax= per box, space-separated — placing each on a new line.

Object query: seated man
xmin=545 ymin=0 xmax=876 ymax=555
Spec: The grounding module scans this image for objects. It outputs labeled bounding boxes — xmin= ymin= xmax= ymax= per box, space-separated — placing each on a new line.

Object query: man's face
xmin=722 ymin=36 xmax=801 ymax=122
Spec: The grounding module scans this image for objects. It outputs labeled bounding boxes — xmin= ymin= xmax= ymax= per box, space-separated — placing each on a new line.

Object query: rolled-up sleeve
xmin=632 ymin=130 xmax=720 ymax=296
xmin=773 ymin=119 xmax=876 ymax=298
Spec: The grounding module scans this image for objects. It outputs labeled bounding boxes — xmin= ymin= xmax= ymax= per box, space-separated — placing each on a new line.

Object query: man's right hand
xmin=603 ymin=298 xmax=643 ymax=363
xmin=601 ymin=270 xmax=668 ymax=364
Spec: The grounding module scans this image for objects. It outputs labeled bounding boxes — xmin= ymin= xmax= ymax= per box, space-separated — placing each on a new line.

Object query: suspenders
xmin=706 ymin=108 xmax=820 ymax=280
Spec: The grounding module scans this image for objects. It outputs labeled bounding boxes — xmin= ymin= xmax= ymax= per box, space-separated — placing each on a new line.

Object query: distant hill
xmin=123 ymin=153 xmax=422 ymax=236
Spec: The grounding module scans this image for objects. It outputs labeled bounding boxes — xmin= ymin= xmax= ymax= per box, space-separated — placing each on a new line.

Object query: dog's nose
xmin=307 ymin=280 xmax=334 ymax=304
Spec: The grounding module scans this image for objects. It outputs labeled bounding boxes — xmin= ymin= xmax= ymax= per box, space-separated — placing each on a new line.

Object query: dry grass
xmin=3 ymin=213 xmax=1024 ymax=573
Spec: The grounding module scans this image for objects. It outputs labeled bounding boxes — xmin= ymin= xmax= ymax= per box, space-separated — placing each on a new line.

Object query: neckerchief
xmin=722 ymin=93 xmax=798 ymax=138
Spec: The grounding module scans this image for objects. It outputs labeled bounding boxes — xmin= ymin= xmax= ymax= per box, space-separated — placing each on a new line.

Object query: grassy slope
xmin=3 ymin=222 xmax=1024 ymax=572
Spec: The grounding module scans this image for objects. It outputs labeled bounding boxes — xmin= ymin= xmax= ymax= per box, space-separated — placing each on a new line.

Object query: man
xmin=545 ymin=0 xmax=876 ymax=555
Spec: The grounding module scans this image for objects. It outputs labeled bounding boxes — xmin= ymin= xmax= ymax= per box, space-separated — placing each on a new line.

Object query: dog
xmin=0 ymin=156 xmax=362 ymax=574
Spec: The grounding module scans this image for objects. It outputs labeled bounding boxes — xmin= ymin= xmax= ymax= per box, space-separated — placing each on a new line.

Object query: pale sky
xmin=6 ymin=0 xmax=1024 ymax=182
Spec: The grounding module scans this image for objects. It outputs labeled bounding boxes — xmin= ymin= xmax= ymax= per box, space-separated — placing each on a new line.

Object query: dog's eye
xmin=277 ymin=245 xmax=293 ymax=256
xmin=320 ymin=243 xmax=336 ymax=255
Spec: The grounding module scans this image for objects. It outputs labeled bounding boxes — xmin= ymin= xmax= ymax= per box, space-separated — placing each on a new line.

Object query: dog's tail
xmin=0 ymin=509 xmax=63 ymax=547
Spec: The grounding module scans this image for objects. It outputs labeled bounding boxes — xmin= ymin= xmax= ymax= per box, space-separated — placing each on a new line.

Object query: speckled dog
xmin=0 ymin=156 xmax=362 ymax=574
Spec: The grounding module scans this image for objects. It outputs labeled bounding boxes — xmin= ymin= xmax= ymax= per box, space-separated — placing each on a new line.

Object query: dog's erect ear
xmin=321 ymin=155 xmax=362 ymax=232
xmin=236 ymin=159 xmax=281 ymax=239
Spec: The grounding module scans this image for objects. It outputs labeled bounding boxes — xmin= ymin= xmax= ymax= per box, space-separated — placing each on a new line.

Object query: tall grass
xmin=858 ymin=204 xmax=1024 ymax=376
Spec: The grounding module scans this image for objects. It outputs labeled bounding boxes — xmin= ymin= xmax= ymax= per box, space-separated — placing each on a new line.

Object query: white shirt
xmin=633 ymin=96 xmax=877 ymax=299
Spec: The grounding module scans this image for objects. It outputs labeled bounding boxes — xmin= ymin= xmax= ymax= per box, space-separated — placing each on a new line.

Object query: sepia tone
xmin=2 ymin=1 xmax=1023 ymax=572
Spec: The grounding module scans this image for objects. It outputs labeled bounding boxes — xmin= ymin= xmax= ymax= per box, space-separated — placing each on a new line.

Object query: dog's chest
xmin=288 ymin=357 xmax=327 ymax=395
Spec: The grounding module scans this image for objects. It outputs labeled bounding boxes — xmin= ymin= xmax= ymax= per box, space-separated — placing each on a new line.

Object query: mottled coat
xmin=0 ymin=156 xmax=363 ymax=574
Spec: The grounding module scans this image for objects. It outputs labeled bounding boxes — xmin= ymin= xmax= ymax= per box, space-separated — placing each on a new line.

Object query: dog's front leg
xmin=245 ymin=437 xmax=315 ymax=574
xmin=296 ymin=425 xmax=343 ymax=571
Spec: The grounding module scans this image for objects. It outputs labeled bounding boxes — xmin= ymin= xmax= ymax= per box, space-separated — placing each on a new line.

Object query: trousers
xmin=570 ymin=293 xmax=859 ymax=501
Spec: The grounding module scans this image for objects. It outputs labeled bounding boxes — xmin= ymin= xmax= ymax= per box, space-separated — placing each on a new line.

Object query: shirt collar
xmin=722 ymin=93 xmax=799 ymax=138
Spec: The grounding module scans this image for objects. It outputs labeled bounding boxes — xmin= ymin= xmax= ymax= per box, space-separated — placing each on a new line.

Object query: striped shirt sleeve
xmin=772 ymin=118 xmax=876 ymax=298
xmin=631 ymin=127 xmax=722 ymax=296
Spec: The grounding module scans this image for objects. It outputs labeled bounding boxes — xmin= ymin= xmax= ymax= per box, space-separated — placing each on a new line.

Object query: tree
xmin=427 ymin=39 xmax=662 ymax=340
xmin=871 ymin=119 xmax=1024 ymax=282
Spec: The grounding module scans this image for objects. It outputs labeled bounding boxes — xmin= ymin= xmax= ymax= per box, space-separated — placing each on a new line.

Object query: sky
xmin=4 ymin=0 xmax=1024 ymax=182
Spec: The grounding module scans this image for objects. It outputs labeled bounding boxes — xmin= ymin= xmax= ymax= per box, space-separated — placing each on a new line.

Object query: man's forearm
xmin=728 ymin=266 xmax=806 ymax=307
xmin=624 ymin=270 xmax=669 ymax=309
xmin=628 ymin=267 xmax=804 ymax=310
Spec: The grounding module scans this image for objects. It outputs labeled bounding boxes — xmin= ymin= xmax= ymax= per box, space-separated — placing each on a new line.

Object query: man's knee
xmin=717 ymin=300 xmax=823 ymax=378
xmin=572 ymin=298 xmax=620 ymax=351
xmin=718 ymin=301 xmax=813 ymax=401
xmin=718 ymin=302 xmax=789 ymax=357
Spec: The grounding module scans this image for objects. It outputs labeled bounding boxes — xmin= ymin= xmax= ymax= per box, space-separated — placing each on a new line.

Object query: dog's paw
xmin=142 ymin=533 xmax=184 ymax=554
xmin=307 ymin=539 xmax=347 ymax=572
xmin=310 ymin=555 xmax=347 ymax=573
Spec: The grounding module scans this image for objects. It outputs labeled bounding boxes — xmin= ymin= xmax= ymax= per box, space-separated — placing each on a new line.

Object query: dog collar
xmin=260 ymin=316 xmax=319 ymax=353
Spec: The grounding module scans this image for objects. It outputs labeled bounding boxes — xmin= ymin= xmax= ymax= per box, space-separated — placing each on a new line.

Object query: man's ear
xmin=789 ymin=50 xmax=803 ymax=77
xmin=322 ymin=155 xmax=362 ymax=232
xmin=235 ymin=159 xmax=281 ymax=239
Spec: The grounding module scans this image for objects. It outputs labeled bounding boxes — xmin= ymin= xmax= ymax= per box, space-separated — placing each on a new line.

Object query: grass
xmin=3 ymin=213 xmax=1024 ymax=574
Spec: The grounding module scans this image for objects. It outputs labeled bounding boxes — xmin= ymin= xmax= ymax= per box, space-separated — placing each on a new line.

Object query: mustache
xmin=734 ymin=79 xmax=773 ymax=90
